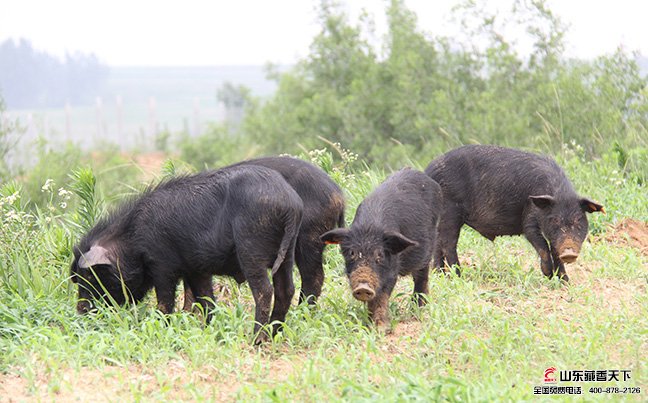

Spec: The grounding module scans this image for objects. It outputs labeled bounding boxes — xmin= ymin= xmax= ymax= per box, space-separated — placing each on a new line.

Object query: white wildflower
xmin=58 ymin=187 xmax=72 ymax=200
xmin=59 ymin=202 xmax=67 ymax=209
xmin=5 ymin=192 xmax=20 ymax=205
xmin=5 ymin=210 xmax=20 ymax=222
xmin=308 ymin=149 xmax=326 ymax=159
xmin=41 ymin=179 xmax=55 ymax=192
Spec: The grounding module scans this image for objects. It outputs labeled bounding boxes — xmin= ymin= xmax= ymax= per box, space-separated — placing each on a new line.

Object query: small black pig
xmin=183 ymin=156 xmax=345 ymax=309
xmin=70 ymin=165 xmax=303 ymax=343
xmin=321 ymin=168 xmax=441 ymax=330
xmin=425 ymin=145 xmax=605 ymax=281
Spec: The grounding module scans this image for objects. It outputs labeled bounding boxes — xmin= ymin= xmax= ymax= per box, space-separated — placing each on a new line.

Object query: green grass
xmin=0 ymin=147 xmax=646 ymax=401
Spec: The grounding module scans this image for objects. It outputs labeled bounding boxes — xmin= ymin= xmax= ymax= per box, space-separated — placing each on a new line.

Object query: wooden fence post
xmin=193 ymin=97 xmax=201 ymax=136
xmin=149 ymin=96 xmax=157 ymax=139
xmin=65 ymin=102 xmax=71 ymax=141
xmin=95 ymin=96 xmax=104 ymax=143
xmin=116 ymin=95 xmax=123 ymax=139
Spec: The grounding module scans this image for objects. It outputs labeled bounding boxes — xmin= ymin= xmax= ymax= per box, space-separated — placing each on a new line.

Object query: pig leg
xmin=154 ymin=277 xmax=177 ymax=315
xmin=523 ymin=225 xmax=555 ymax=279
xmin=269 ymin=257 xmax=296 ymax=335
xmin=412 ymin=266 xmax=430 ymax=306
xmin=433 ymin=235 xmax=446 ymax=270
xmin=436 ymin=212 xmax=463 ymax=276
xmin=368 ymin=292 xmax=391 ymax=332
xmin=182 ymin=279 xmax=196 ymax=312
xmin=238 ymin=251 xmax=274 ymax=344
xmin=549 ymin=245 xmax=569 ymax=282
xmin=247 ymin=275 xmax=273 ymax=344
xmin=185 ymin=274 xmax=216 ymax=323
xmin=368 ymin=279 xmax=396 ymax=332
xmin=295 ymin=237 xmax=324 ymax=305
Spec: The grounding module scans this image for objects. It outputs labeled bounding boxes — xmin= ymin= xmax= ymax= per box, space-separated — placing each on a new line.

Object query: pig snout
xmin=557 ymin=239 xmax=581 ymax=264
xmin=559 ymin=248 xmax=579 ymax=263
xmin=352 ymin=283 xmax=376 ymax=301
xmin=76 ymin=300 xmax=92 ymax=314
xmin=349 ymin=266 xmax=379 ymax=302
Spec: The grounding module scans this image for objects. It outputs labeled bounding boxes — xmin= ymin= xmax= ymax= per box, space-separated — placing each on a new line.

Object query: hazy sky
xmin=2 ymin=0 xmax=647 ymax=66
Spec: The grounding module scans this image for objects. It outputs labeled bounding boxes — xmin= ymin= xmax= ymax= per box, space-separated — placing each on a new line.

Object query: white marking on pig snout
xmin=79 ymin=245 xmax=112 ymax=268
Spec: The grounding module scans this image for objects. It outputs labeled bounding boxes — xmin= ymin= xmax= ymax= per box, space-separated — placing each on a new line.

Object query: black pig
xmin=321 ymin=168 xmax=441 ymax=330
xmin=425 ymin=145 xmax=605 ymax=281
xmin=183 ymin=156 xmax=345 ymax=309
xmin=70 ymin=165 xmax=303 ymax=343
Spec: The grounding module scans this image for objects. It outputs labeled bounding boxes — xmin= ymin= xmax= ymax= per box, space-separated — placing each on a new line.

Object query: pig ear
xmin=580 ymin=198 xmax=605 ymax=214
xmin=78 ymin=245 xmax=112 ymax=269
xmin=383 ymin=232 xmax=418 ymax=255
xmin=320 ymin=228 xmax=350 ymax=245
xmin=529 ymin=195 xmax=555 ymax=209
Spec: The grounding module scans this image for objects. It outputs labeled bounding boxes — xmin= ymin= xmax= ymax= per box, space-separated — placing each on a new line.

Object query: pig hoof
xmin=298 ymin=293 xmax=318 ymax=306
xmin=559 ymin=274 xmax=570 ymax=283
xmin=414 ymin=293 xmax=428 ymax=307
xmin=253 ymin=331 xmax=271 ymax=345
xmin=374 ymin=320 xmax=391 ymax=334
xmin=271 ymin=322 xmax=285 ymax=336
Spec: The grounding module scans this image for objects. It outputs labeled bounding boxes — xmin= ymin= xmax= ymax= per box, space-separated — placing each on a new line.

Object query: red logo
xmin=544 ymin=367 xmax=557 ymax=383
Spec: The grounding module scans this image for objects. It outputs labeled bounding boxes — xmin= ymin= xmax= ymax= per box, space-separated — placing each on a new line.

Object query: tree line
xmin=0 ymin=38 xmax=108 ymax=109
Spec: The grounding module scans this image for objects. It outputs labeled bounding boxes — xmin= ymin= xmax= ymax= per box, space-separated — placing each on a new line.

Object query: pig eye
xmin=375 ymin=251 xmax=384 ymax=263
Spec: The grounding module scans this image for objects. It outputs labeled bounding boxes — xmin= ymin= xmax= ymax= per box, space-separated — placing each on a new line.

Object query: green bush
xmin=15 ymin=140 xmax=142 ymax=211
xmin=242 ymin=0 xmax=648 ymax=167
xmin=177 ymin=123 xmax=261 ymax=170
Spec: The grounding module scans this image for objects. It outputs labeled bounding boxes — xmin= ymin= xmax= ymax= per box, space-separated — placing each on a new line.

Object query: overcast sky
xmin=2 ymin=0 xmax=647 ymax=66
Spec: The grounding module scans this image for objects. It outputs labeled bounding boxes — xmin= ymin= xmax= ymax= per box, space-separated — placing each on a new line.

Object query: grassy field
xmin=0 ymin=147 xmax=646 ymax=401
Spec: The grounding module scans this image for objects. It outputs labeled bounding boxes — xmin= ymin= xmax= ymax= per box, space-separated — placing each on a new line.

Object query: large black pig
xmin=425 ymin=145 xmax=605 ymax=281
xmin=70 ymin=165 xmax=303 ymax=343
xmin=183 ymin=156 xmax=345 ymax=309
xmin=321 ymin=168 xmax=441 ymax=330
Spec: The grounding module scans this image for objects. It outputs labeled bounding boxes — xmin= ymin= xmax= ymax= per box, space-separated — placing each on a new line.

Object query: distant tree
xmin=0 ymin=38 xmax=108 ymax=109
xmin=217 ymin=81 xmax=254 ymax=128
xmin=65 ymin=51 xmax=109 ymax=105
xmin=0 ymin=96 xmax=23 ymax=178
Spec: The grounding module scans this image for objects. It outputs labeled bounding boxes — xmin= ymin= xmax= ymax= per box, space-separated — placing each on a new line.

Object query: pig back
xmin=425 ymin=145 xmax=576 ymax=238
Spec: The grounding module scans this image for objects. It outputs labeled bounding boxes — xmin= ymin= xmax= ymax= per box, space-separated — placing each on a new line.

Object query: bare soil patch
xmin=0 ymin=355 xmax=297 ymax=402
xmin=131 ymin=151 xmax=168 ymax=181
xmin=1 ymin=362 xmax=197 ymax=402
xmin=482 ymin=258 xmax=645 ymax=320
xmin=604 ymin=218 xmax=648 ymax=256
